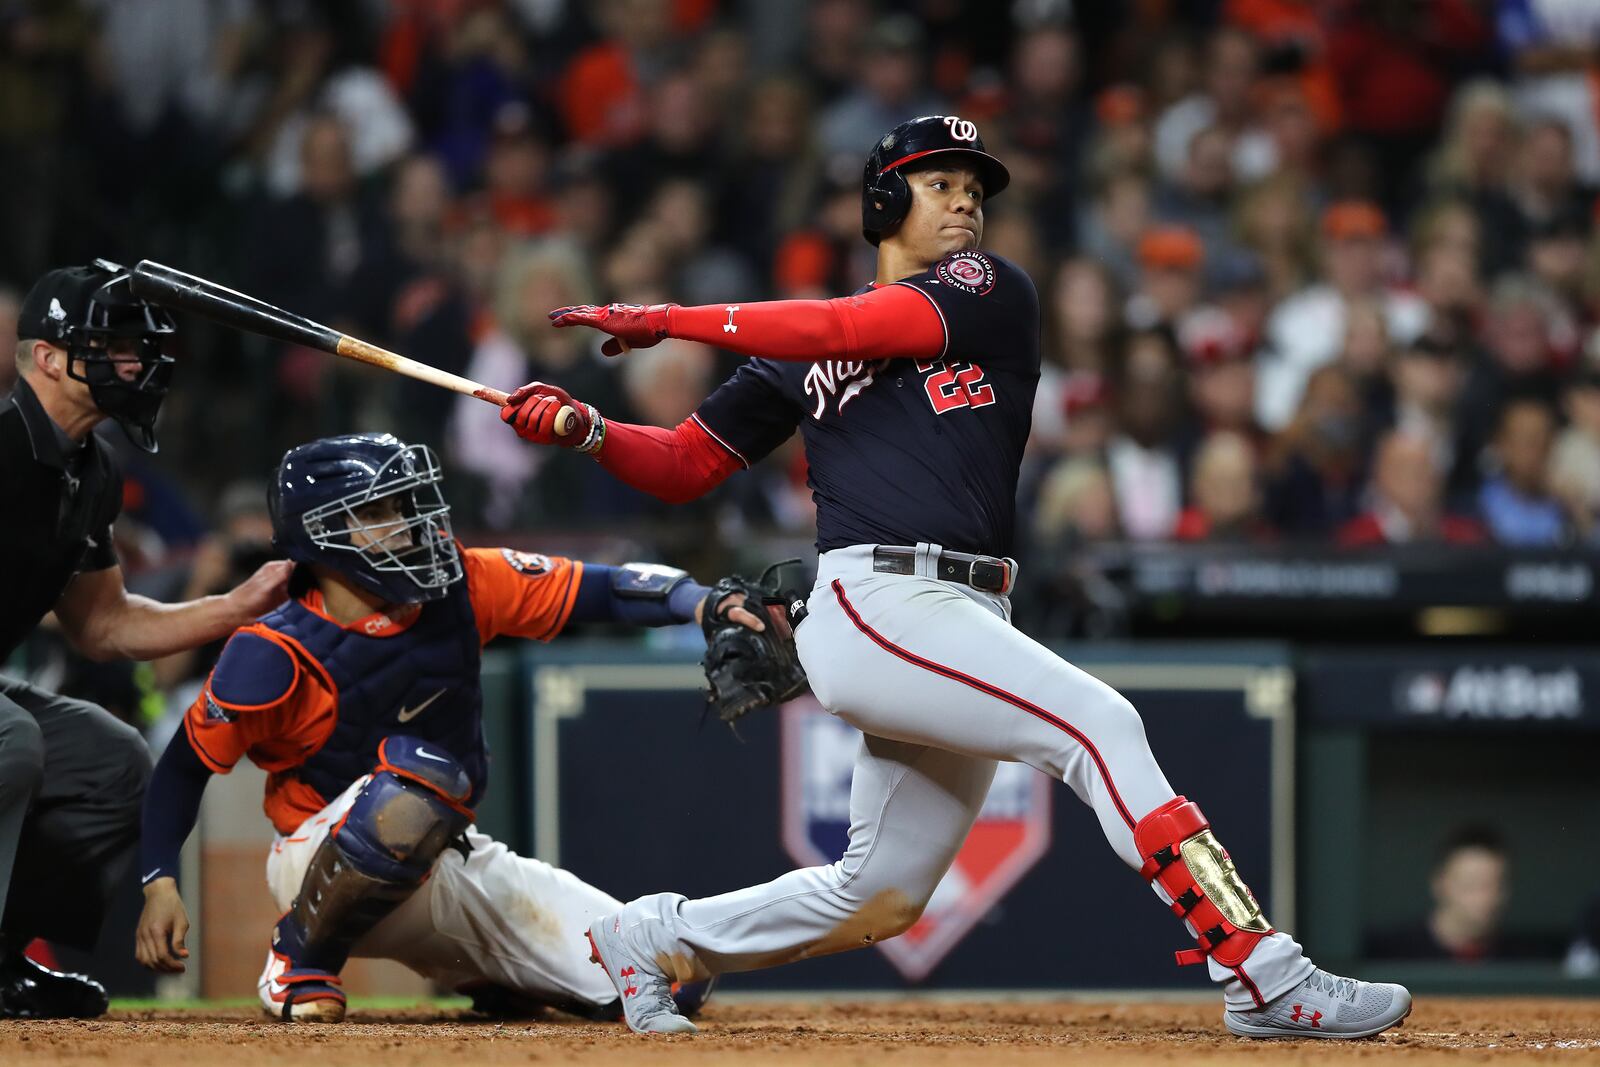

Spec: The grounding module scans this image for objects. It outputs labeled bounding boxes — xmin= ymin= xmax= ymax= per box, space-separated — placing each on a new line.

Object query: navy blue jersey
xmin=695 ymin=250 xmax=1040 ymax=555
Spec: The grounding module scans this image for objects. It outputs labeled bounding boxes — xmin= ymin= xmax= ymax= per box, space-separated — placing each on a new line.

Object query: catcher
xmin=133 ymin=431 xmax=795 ymax=1021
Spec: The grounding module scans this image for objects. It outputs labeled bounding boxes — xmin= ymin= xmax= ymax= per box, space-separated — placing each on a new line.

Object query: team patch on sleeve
xmin=934 ymin=251 xmax=996 ymax=295
xmin=500 ymin=548 xmax=552 ymax=576
xmin=203 ymin=691 xmax=236 ymax=723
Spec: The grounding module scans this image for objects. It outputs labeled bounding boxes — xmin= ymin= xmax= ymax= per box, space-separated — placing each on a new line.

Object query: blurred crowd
xmin=1367 ymin=824 xmax=1590 ymax=968
xmin=6 ymin=0 xmax=1600 ymax=658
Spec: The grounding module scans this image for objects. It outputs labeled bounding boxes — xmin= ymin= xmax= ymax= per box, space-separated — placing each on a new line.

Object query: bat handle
xmin=555 ymin=405 xmax=578 ymax=437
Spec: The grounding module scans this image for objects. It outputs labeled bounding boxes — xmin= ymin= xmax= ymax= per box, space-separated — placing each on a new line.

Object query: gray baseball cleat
xmin=1226 ymin=967 xmax=1412 ymax=1039
xmin=586 ymin=915 xmax=697 ymax=1034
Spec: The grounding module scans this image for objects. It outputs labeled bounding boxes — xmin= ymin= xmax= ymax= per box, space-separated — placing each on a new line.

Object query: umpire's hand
xmin=224 ymin=560 xmax=294 ymax=623
xmin=136 ymin=878 xmax=191 ymax=973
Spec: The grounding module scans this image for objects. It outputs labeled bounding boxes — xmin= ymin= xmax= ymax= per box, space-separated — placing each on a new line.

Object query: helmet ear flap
xmin=862 ymin=167 xmax=912 ymax=246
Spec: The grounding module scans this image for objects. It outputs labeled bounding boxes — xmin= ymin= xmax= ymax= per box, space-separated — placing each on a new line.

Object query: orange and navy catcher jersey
xmin=184 ymin=547 xmax=580 ymax=834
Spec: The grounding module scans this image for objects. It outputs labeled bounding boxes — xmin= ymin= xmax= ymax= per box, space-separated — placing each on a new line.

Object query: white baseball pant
xmin=614 ymin=544 xmax=1314 ymax=1010
xmin=265 ymin=776 xmax=619 ymax=1008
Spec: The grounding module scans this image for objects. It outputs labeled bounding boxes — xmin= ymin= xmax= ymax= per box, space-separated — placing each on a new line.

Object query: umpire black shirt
xmin=0 ymin=376 xmax=122 ymax=661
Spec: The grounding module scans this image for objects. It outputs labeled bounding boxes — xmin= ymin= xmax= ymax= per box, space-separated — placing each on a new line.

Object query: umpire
xmin=0 ymin=261 xmax=290 ymax=1017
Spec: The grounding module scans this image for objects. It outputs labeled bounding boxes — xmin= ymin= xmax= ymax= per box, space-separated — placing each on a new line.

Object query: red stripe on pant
xmin=1232 ymin=964 xmax=1266 ymax=1009
xmin=830 ymin=580 xmax=1137 ymax=830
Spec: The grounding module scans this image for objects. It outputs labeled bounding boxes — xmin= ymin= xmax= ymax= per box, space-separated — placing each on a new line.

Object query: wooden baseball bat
xmin=128 ymin=260 xmax=578 ymax=435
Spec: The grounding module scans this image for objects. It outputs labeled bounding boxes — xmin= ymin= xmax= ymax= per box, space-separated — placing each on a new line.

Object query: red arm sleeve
xmin=664 ymin=283 xmax=946 ymax=363
xmin=596 ymin=417 xmax=742 ymax=504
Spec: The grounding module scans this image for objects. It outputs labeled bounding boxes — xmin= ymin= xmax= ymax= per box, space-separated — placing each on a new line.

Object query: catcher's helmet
xmin=269 ymin=433 xmax=463 ymax=605
xmin=861 ymin=115 xmax=1010 ymax=245
xmin=17 ymin=259 xmax=177 ymax=453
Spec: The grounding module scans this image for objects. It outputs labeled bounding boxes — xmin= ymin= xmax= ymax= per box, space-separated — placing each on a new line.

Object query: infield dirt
xmin=3 ymin=997 xmax=1597 ymax=1066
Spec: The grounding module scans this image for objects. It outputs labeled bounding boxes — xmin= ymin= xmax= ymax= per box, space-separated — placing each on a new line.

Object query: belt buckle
xmin=970 ymin=558 xmax=1006 ymax=593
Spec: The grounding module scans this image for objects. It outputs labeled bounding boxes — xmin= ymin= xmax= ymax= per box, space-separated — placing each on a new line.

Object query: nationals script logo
xmin=804 ymin=360 xmax=883 ymax=420
xmin=781 ymin=696 xmax=1051 ymax=981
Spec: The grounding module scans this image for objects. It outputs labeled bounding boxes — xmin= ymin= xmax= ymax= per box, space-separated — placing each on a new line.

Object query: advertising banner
xmin=532 ymin=643 xmax=1290 ymax=990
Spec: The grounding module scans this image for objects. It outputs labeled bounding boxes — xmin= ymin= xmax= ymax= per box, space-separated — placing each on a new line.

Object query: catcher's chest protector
xmin=261 ymin=582 xmax=488 ymax=806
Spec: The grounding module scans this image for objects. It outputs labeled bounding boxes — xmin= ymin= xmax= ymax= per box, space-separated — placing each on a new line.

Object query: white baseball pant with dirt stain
xmin=266 ymin=776 xmax=620 ymax=1008
xmin=610 ymin=543 xmax=1315 ymax=1010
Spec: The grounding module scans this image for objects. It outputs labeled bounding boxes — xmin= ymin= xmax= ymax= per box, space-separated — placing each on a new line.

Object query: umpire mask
xmin=19 ymin=260 xmax=177 ymax=453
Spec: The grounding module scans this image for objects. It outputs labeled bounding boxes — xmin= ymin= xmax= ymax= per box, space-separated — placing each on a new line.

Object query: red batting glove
xmin=548 ymin=303 xmax=676 ymax=357
xmin=500 ymin=381 xmax=591 ymax=446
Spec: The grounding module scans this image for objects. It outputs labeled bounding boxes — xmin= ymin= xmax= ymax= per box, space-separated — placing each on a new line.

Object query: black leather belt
xmin=871 ymin=546 xmax=1013 ymax=594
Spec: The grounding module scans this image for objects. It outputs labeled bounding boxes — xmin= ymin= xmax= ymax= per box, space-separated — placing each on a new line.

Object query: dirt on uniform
xmin=2 ymin=997 xmax=1597 ymax=1066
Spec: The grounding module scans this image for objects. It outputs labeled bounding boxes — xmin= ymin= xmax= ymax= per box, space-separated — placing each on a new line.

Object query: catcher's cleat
xmin=1225 ymin=967 xmax=1411 ymax=1039
xmin=671 ymin=976 xmax=718 ymax=1018
xmin=461 ymin=976 xmax=717 ymax=1022
xmin=0 ymin=948 xmax=107 ymax=1019
xmin=463 ymin=982 xmax=554 ymax=1020
xmin=586 ymin=917 xmax=697 ymax=1034
xmin=258 ymin=948 xmax=346 ymax=1022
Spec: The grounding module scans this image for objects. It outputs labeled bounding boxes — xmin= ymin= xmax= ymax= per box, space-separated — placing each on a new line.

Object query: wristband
xmin=573 ymin=404 xmax=607 ymax=456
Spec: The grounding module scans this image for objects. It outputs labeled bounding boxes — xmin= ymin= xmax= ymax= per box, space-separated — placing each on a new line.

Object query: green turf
xmin=110 ymin=996 xmax=473 ymax=1012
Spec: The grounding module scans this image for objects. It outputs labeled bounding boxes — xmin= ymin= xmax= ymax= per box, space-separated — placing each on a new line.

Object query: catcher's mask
xmin=17 ymin=258 xmax=177 ymax=452
xmin=269 ymin=433 xmax=463 ymax=605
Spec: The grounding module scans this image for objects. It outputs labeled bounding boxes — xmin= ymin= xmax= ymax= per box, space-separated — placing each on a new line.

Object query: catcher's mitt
xmin=701 ymin=560 xmax=809 ymax=727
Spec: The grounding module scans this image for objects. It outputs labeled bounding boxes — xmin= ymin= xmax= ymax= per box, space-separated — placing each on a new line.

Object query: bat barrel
xmin=130 ymin=260 xmax=514 ymax=409
xmin=130 ymin=260 xmax=342 ymax=352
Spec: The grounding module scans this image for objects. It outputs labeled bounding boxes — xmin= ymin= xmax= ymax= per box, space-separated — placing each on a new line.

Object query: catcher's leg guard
xmin=262 ymin=737 xmax=473 ymax=1021
xmin=1135 ymin=797 xmax=1271 ymax=978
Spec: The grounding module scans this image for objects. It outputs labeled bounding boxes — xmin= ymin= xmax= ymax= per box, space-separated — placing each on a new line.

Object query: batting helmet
xmin=269 ymin=433 xmax=463 ymax=605
xmin=17 ymin=259 xmax=177 ymax=453
xmin=861 ymin=115 xmax=1011 ymax=246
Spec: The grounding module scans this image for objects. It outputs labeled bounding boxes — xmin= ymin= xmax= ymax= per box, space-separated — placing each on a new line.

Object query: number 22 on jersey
xmin=916 ymin=360 xmax=996 ymax=415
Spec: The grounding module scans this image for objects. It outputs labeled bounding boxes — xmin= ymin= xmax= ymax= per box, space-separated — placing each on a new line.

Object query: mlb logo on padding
xmin=781 ymin=697 xmax=1052 ymax=981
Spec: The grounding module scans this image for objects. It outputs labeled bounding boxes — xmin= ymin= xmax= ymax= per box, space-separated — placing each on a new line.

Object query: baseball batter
xmin=134 ymin=432 xmax=750 ymax=1021
xmin=501 ymin=116 xmax=1413 ymax=1039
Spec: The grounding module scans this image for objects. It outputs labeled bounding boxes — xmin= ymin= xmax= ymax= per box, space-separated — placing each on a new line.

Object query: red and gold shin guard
xmin=1134 ymin=797 xmax=1271 ymax=975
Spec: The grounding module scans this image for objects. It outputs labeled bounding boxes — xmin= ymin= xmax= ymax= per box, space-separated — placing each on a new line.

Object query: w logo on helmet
xmin=942 ymin=116 xmax=978 ymax=143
